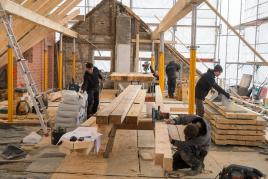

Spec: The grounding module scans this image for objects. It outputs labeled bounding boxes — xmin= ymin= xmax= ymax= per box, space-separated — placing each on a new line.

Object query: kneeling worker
xmin=165 ymin=115 xmax=211 ymax=175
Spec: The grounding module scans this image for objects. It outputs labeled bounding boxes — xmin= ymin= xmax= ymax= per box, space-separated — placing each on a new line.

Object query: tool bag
xmin=218 ymin=164 xmax=264 ymax=179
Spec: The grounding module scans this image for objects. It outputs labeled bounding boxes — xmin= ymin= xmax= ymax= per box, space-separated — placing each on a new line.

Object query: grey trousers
xmin=195 ymin=98 xmax=204 ymax=117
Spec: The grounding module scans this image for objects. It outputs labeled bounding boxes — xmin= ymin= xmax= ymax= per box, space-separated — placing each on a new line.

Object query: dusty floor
xmin=0 ymin=90 xmax=267 ymax=179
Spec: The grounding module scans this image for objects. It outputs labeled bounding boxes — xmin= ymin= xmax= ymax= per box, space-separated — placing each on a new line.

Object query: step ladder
xmin=0 ymin=8 xmax=48 ymax=134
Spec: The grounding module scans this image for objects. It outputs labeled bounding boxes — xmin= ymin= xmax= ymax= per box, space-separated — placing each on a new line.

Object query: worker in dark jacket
xmin=165 ymin=115 xmax=211 ymax=176
xmin=195 ymin=65 xmax=230 ymax=117
xmin=81 ymin=62 xmax=103 ymax=118
xmin=165 ymin=61 xmax=180 ymax=98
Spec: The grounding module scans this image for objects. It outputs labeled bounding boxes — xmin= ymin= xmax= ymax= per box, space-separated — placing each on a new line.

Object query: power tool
xmin=152 ymin=106 xmax=170 ymax=121
xmin=218 ymin=164 xmax=264 ymax=179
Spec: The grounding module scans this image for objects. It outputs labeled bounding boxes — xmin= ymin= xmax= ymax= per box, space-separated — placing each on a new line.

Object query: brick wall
xmin=16 ymin=33 xmax=55 ymax=92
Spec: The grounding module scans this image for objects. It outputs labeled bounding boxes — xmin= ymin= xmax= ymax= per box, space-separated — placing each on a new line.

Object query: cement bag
xmin=55 ymin=122 xmax=77 ymax=130
xmin=56 ymin=110 xmax=79 ymax=118
xmin=78 ymin=92 xmax=88 ymax=108
xmin=22 ymin=132 xmax=42 ymax=144
xmin=56 ymin=116 xmax=77 ymax=124
xmin=62 ymin=90 xmax=80 ymax=105
xmin=58 ymin=103 xmax=80 ymax=113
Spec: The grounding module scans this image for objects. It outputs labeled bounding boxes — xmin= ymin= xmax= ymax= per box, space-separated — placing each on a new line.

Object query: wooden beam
xmin=205 ymin=1 xmax=268 ymax=64
xmin=126 ymin=90 xmax=147 ymax=124
xmin=0 ymin=0 xmax=80 ymax=68
xmin=110 ymin=85 xmax=141 ymax=124
xmin=0 ymin=0 xmax=52 ymax=49
xmin=151 ymin=0 xmax=205 ymax=39
xmin=0 ymin=0 xmax=78 ymax=38
xmin=61 ymin=9 xmax=80 ymax=24
xmin=154 ymin=122 xmax=173 ymax=171
xmin=131 ymin=39 xmax=175 ymax=44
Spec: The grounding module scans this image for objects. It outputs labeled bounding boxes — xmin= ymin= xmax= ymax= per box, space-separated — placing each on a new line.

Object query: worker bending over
xmin=165 ymin=115 xmax=211 ymax=175
xmin=195 ymin=65 xmax=230 ymax=117
xmin=81 ymin=62 xmax=103 ymax=118
xmin=165 ymin=61 xmax=180 ymax=98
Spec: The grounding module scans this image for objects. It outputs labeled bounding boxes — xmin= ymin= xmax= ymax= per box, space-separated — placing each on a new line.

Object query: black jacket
xmin=173 ymin=115 xmax=211 ymax=152
xmin=165 ymin=61 xmax=180 ymax=79
xmin=81 ymin=67 xmax=103 ymax=91
xmin=195 ymin=69 xmax=229 ymax=100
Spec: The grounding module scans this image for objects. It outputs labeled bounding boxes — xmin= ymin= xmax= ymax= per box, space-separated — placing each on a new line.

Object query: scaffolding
xmin=73 ymin=0 xmax=268 ymax=88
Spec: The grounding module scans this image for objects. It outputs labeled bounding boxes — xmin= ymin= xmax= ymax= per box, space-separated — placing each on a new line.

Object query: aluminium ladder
xmin=0 ymin=7 xmax=48 ymax=134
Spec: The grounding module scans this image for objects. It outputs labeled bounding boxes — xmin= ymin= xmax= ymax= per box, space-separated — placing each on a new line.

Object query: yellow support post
xmin=188 ymin=3 xmax=197 ymax=114
xmin=151 ymin=41 xmax=155 ymax=70
xmin=7 ymin=46 xmax=13 ymax=122
xmin=58 ymin=34 xmax=63 ymax=89
xmin=44 ymin=39 xmax=48 ymax=91
xmin=72 ymin=38 xmax=76 ymax=81
xmin=188 ymin=49 xmax=196 ymax=114
xmin=158 ymin=33 xmax=165 ymax=92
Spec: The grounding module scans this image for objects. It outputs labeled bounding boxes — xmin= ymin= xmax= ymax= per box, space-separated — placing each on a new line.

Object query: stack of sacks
xmin=55 ymin=90 xmax=88 ymax=131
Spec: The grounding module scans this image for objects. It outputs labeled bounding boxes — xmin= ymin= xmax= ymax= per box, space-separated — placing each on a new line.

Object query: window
xmin=93 ymin=50 xmax=111 ymax=72
xmin=138 ymin=51 xmax=152 ymax=72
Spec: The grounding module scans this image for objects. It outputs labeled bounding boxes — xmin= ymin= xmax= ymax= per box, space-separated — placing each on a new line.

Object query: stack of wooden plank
xmin=110 ymin=72 xmax=154 ymax=82
xmin=205 ymin=100 xmax=267 ymax=146
xmin=96 ymin=85 xmax=148 ymax=126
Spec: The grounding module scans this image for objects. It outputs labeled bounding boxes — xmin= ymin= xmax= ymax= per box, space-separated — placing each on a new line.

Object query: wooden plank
xmin=126 ymin=103 xmax=143 ymax=124
xmin=151 ymin=0 xmax=205 ymax=39
xmin=126 ymin=90 xmax=147 ymax=124
xmin=137 ymin=118 xmax=154 ymax=130
xmin=110 ymin=85 xmax=142 ymax=124
xmin=211 ymin=115 xmax=266 ymax=126
xmin=154 ymin=122 xmax=172 ymax=171
xmin=96 ymin=85 xmax=132 ymax=124
xmin=210 ymin=120 xmax=265 ymax=130
xmin=110 ymin=72 xmax=154 ymax=82
xmin=137 ymin=130 xmax=155 ymax=148
xmin=0 ymin=0 xmax=78 ymax=37
xmin=134 ymin=90 xmax=147 ymax=104
xmin=212 ymin=126 xmax=265 ymax=136
xmin=212 ymin=132 xmax=264 ymax=141
xmin=0 ymin=0 xmax=78 ymax=69
xmin=167 ymin=124 xmax=180 ymax=141
xmin=206 ymin=100 xmax=258 ymax=119
xmin=155 ymin=85 xmax=168 ymax=113
xmin=212 ymin=137 xmax=262 ymax=146
xmin=80 ymin=117 xmax=96 ymax=127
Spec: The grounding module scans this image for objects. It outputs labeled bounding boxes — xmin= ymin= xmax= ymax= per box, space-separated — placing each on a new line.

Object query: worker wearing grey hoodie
xmin=165 ymin=115 xmax=211 ymax=176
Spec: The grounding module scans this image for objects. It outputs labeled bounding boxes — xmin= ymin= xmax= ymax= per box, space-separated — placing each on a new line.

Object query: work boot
xmin=187 ymin=164 xmax=203 ymax=176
